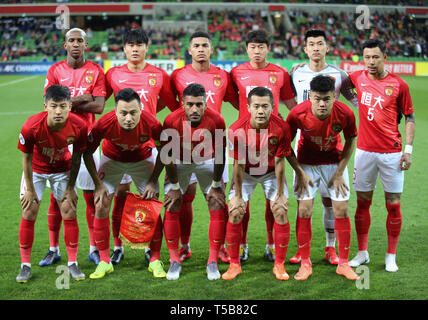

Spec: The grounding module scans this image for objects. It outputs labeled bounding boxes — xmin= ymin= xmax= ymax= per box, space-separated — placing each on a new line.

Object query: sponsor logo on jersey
xmin=385 ymin=87 xmax=394 ymax=97
xmin=66 ymin=136 xmax=76 ymax=145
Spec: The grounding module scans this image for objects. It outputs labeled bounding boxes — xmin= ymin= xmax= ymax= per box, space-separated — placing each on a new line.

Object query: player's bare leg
xmin=294 ymin=200 xmax=313 ymax=281
xmin=322 ymin=197 xmax=339 ymax=265
xmin=349 ymin=191 xmax=373 ymax=267
xmin=385 ymin=192 xmax=402 ymax=272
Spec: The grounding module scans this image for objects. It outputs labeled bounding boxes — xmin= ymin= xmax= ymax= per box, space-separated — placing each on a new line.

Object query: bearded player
xmin=231 ymin=29 xmax=296 ymax=262
xmin=348 ymin=39 xmax=415 ymax=272
xmin=17 ymin=85 xmax=87 ymax=283
xmin=169 ymin=31 xmax=238 ymax=264
xmin=40 ymin=28 xmax=106 ymax=267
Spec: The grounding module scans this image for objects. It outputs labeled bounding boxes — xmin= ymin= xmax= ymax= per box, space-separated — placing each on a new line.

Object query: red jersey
xmin=286 ymin=100 xmax=357 ymax=165
xmin=228 ymin=114 xmax=291 ymax=175
xmin=88 ymin=110 xmax=162 ymax=163
xmin=105 ymin=63 xmax=178 ymax=116
xmin=230 ymin=62 xmax=295 ymax=119
xmin=44 ymin=60 xmax=106 ymax=128
xmin=170 ymin=64 xmax=238 ymax=113
xmin=18 ymin=112 xmax=87 ymax=174
xmin=162 ymin=108 xmax=226 ymax=162
xmin=349 ymin=70 xmax=414 ymax=153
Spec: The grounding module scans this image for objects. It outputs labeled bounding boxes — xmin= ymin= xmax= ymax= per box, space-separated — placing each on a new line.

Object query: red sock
xmin=63 ymin=218 xmax=79 ymax=263
xmin=208 ymin=210 xmax=226 ymax=263
xmin=112 ymin=194 xmax=126 ymax=247
xmin=386 ymin=202 xmax=402 ymax=254
xmin=179 ymin=194 xmax=195 ymax=246
xmin=265 ymin=200 xmax=275 ymax=245
xmin=94 ymin=217 xmax=110 ymax=263
xmin=83 ymin=192 xmax=96 ymax=247
xmin=48 ymin=193 xmax=62 ymax=248
xmin=355 ymin=199 xmax=372 ymax=251
xmin=19 ymin=217 xmax=35 ymax=264
xmin=226 ymin=221 xmax=242 ymax=265
xmin=164 ymin=210 xmax=181 ymax=262
xmin=150 ymin=216 xmax=163 ymax=262
xmin=241 ymin=202 xmax=250 ymax=244
xmin=273 ymin=222 xmax=290 ymax=265
xmin=335 ymin=217 xmax=351 ymax=265
xmin=294 ymin=214 xmax=301 ymax=255
xmin=296 ymin=217 xmax=311 ymax=264
xmin=222 ymin=203 xmax=229 ymax=246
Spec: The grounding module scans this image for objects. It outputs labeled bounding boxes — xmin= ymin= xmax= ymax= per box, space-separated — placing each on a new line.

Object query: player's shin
xmin=226 ymin=221 xmax=242 ymax=265
xmin=273 ymin=222 xmax=290 ymax=265
xmin=48 ymin=193 xmax=62 ymax=250
xmin=265 ymin=200 xmax=275 ymax=245
xmin=335 ymin=217 xmax=351 ymax=265
xmin=19 ymin=217 xmax=35 ymax=265
xmin=149 ymin=216 xmax=163 ymax=262
xmin=93 ymin=216 xmax=111 ymax=263
xmin=83 ymin=191 xmax=96 ymax=250
xmin=297 ymin=217 xmax=312 ymax=265
xmin=355 ymin=199 xmax=372 ymax=251
xmin=179 ymin=194 xmax=195 ymax=247
xmin=111 ymin=194 xmax=126 ymax=248
xmin=164 ymin=210 xmax=181 ymax=262
xmin=63 ymin=218 xmax=79 ymax=264
xmin=241 ymin=202 xmax=250 ymax=245
xmin=208 ymin=210 xmax=226 ymax=263
xmin=386 ymin=202 xmax=402 ymax=254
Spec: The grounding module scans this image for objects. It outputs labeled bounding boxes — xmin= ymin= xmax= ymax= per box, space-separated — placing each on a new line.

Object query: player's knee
xmin=208 ymin=198 xmax=223 ymax=211
xmin=385 ymin=192 xmax=401 ymax=205
xmin=229 ymin=208 xmax=244 ymax=224
xmin=60 ymin=201 xmax=76 ymax=219
xmin=22 ymin=205 xmax=38 ymax=221
xmin=185 ymin=183 xmax=197 ymax=196
xmin=272 ymin=207 xmax=288 ymax=224
xmin=297 ymin=205 xmax=312 ymax=218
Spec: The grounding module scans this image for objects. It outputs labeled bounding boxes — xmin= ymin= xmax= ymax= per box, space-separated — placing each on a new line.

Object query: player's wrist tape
xmin=211 ymin=180 xmax=222 ymax=188
xmin=404 ymin=145 xmax=413 ymax=154
xmin=170 ymin=182 xmax=180 ymax=190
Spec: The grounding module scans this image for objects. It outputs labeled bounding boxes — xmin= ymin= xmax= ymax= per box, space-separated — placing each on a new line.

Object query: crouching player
xmin=223 ymin=87 xmax=291 ymax=281
xmin=285 ymin=75 xmax=359 ymax=280
xmin=17 ymin=85 xmax=87 ymax=283
xmin=83 ymin=88 xmax=165 ymax=279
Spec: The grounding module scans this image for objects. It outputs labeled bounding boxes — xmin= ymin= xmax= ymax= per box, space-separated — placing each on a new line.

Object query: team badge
xmin=213 ymin=77 xmax=221 ymax=88
xmin=140 ymin=135 xmax=149 ymax=143
xmin=148 ymin=75 xmax=157 ymax=87
xmin=135 ymin=209 xmax=147 ymax=224
xmin=85 ymin=74 xmax=93 ymax=84
xmin=385 ymin=87 xmax=394 ymax=97
xmin=269 ymin=136 xmax=279 ymax=146
xmin=332 ymin=123 xmax=342 ymax=133
xmin=269 ymin=73 xmax=277 ymax=85
xmin=66 ymin=136 xmax=76 ymax=145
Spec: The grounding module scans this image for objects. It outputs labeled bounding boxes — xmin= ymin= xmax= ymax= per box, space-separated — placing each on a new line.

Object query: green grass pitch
xmin=0 ymin=74 xmax=427 ymax=300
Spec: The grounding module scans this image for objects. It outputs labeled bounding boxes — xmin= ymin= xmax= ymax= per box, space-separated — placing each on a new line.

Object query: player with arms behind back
xmin=348 ymin=39 xmax=415 ymax=272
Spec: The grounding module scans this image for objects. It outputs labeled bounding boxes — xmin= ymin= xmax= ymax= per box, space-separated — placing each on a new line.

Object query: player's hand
xmin=228 ymin=196 xmax=246 ymax=222
xmin=294 ymin=172 xmax=314 ymax=199
xmin=328 ymin=174 xmax=349 ymax=198
xmin=141 ymin=181 xmax=157 ymax=200
xmin=207 ymin=186 xmax=226 ymax=209
xmin=21 ymin=190 xmax=39 ymax=211
xmin=61 ymin=187 xmax=78 ymax=211
xmin=272 ymin=193 xmax=289 ymax=213
xmin=94 ymin=183 xmax=109 ymax=208
xmin=400 ymin=153 xmax=412 ymax=170
xmin=164 ymin=189 xmax=182 ymax=211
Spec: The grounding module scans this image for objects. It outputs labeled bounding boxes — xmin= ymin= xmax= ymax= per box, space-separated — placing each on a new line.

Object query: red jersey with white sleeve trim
xmin=170 ymin=64 xmax=238 ymax=113
xmin=230 ymin=62 xmax=295 ymax=119
xmin=18 ymin=112 xmax=87 ymax=174
xmin=161 ymin=108 xmax=226 ymax=162
xmin=87 ymin=110 xmax=162 ymax=163
xmin=44 ymin=60 xmax=106 ymax=128
xmin=105 ymin=63 xmax=178 ymax=116
xmin=228 ymin=114 xmax=291 ymax=175
xmin=286 ymin=100 xmax=357 ymax=165
xmin=349 ymin=70 xmax=414 ymax=153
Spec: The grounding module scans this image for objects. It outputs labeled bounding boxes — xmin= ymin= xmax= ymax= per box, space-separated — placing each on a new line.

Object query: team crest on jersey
xmin=269 ymin=136 xmax=279 ymax=146
xmin=385 ymin=87 xmax=394 ymax=97
xmin=332 ymin=123 xmax=342 ymax=133
xmin=213 ymin=77 xmax=221 ymax=88
xmin=66 ymin=136 xmax=76 ymax=145
xmin=140 ymin=135 xmax=149 ymax=143
xmin=85 ymin=74 xmax=93 ymax=84
xmin=148 ymin=74 xmax=157 ymax=87
xmin=269 ymin=73 xmax=277 ymax=85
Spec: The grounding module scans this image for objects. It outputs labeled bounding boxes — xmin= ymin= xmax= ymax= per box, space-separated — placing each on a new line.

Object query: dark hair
xmin=248 ymin=86 xmax=274 ymax=106
xmin=183 ymin=83 xmax=206 ymax=100
xmin=246 ymin=29 xmax=270 ymax=47
xmin=310 ymin=75 xmax=335 ymax=93
xmin=123 ymin=28 xmax=149 ymax=45
xmin=305 ymin=29 xmax=327 ymax=43
xmin=362 ymin=39 xmax=386 ymax=54
xmin=44 ymin=85 xmax=71 ymax=102
xmin=189 ymin=31 xmax=211 ymax=43
xmin=115 ymin=88 xmax=141 ymax=106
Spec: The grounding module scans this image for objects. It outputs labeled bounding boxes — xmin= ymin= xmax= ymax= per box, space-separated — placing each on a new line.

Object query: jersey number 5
xmin=367 ymin=107 xmax=374 ymax=121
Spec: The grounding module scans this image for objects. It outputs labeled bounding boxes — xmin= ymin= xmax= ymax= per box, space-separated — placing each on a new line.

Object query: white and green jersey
xmin=290 ymin=63 xmax=358 ymax=107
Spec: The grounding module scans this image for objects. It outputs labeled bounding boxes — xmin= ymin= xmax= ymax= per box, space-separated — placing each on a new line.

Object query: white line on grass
xmin=0 ymin=75 xmax=39 ymax=87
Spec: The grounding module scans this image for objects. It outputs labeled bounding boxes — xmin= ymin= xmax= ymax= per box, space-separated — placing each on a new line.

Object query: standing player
xmin=223 ymin=87 xmax=291 ymax=281
xmin=348 ymin=39 xmax=415 ymax=272
xmin=105 ymin=28 xmax=178 ymax=265
xmin=16 ymin=85 xmax=87 ymax=283
xmin=169 ymin=31 xmax=238 ymax=263
xmin=288 ymin=29 xmax=359 ymax=265
xmin=41 ymin=28 xmax=106 ymax=267
xmin=285 ymin=75 xmax=359 ymax=281
xmin=230 ymin=29 xmax=296 ymax=262
xmin=159 ymin=84 xmax=227 ymax=281
xmin=83 ymin=88 xmax=165 ymax=279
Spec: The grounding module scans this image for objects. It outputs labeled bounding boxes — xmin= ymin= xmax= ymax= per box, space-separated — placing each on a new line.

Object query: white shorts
xmin=353 ymin=148 xmax=404 ymax=193
xmin=98 ymin=152 xmax=158 ymax=195
xmin=294 ymin=163 xmax=350 ymax=201
xmin=164 ymin=158 xmax=217 ymax=195
xmin=20 ymin=171 xmax=70 ymax=201
xmin=229 ymin=170 xmax=289 ymax=203
xmin=120 ymin=148 xmax=158 ymax=186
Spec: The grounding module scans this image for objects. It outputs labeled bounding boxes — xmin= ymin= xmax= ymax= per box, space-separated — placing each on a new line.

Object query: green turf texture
xmin=0 ymin=74 xmax=427 ymax=300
